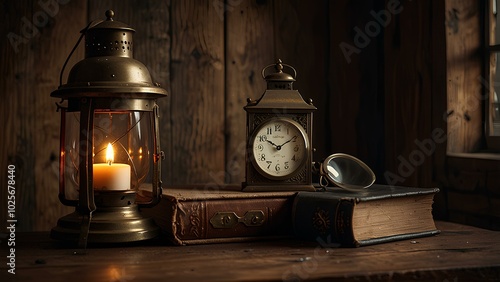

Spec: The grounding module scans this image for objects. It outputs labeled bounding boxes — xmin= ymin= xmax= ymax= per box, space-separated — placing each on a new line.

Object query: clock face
xmin=250 ymin=118 xmax=309 ymax=180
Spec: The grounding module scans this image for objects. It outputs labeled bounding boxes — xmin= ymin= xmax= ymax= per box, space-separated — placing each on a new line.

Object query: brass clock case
xmin=243 ymin=60 xmax=316 ymax=192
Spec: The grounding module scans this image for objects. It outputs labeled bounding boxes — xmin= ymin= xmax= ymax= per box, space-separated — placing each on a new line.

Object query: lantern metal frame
xmin=50 ymin=10 xmax=167 ymax=247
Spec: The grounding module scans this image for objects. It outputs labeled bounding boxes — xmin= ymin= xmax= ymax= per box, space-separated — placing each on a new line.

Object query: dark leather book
xmin=293 ymin=185 xmax=440 ymax=247
xmin=141 ymin=186 xmax=296 ymax=245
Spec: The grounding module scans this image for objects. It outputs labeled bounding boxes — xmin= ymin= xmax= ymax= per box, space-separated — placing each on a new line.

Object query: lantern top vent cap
xmin=85 ymin=10 xmax=135 ymax=32
xmin=51 ymin=9 xmax=167 ymax=99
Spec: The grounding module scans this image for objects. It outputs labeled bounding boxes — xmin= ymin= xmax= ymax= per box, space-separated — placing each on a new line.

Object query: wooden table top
xmin=1 ymin=221 xmax=499 ymax=281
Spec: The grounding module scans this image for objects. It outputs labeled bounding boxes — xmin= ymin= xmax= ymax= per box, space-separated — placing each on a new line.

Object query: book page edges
xmin=351 ymin=194 xmax=437 ymax=240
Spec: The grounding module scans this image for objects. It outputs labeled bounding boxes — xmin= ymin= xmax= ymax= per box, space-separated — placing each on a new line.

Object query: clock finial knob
xmin=105 ymin=10 xmax=114 ymax=21
xmin=261 ymin=59 xmax=296 ymax=90
xmin=275 ymin=59 xmax=284 ymax=73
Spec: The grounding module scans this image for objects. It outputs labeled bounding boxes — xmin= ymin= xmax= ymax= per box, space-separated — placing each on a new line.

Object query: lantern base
xmin=51 ymin=204 xmax=160 ymax=244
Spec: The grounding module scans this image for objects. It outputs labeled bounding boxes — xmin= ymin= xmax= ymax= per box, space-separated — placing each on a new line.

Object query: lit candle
xmin=93 ymin=143 xmax=131 ymax=190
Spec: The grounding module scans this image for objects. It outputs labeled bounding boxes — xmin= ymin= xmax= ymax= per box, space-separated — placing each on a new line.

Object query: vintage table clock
xmin=50 ymin=10 xmax=167 ymax=246
xmin=243 ymin=60 xmax=316 ymax=191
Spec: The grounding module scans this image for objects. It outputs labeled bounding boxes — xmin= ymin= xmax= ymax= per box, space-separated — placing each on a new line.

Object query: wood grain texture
xmin=273 ymin=0 xmax=330 ymax=163
xmin=225 ymin=0 xmax=275 ymax=184
xmin=0 ymin=0 xmax=36 ymax=232
xmin=438 ymin=0 xmax=500 ymax=230
xmin=384 ymin=0 xmax=435 ymax=187
xmin=8 ymin=221 xmax=500 ymax=281
xmin=444 ymin=154 xmax=500 ymax=230
xmin=330 ymin=0 xmax=385 ymax=179
xmin=0 ymin=0 xmax=82 ymax=231
xmin=32 ymin=0 xmax=87 ymax=231
xmin=445 ymin=0 xmax=483 ymax=153
xmin=169 ymin=0 xmax=225 ymax=184
xmin=430 ymin=0 xmax=449 ymax=220
xmin=329 ymin=0 xmax=362 ymax=159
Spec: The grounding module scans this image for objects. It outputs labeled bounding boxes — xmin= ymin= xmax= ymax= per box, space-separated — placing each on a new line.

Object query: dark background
xmin=1 ymin=0 xmax=499 ymax=232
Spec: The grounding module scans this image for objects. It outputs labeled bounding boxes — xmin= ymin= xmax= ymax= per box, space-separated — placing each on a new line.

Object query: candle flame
xmin=106 ymin=143 xmax=114 ymax=165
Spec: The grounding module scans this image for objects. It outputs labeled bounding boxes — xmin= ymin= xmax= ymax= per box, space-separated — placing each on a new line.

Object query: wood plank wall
xmin=385 ymin=0 xmax=440 ymax=188
xmin=1 ymin=0 xmax=449 ymax=231
xmin=443 ymin=0 xmax=500 ymax=230
xmin=445 ymin=0 xmax=484 ymax=153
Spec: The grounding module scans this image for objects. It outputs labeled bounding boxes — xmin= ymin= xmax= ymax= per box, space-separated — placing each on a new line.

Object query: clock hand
xmin=279 ymin=136 xmax=297 ymax=147
xmin=267 ymin=140 xmax=278 ymax=147
xmin=266 ymin=140 xmax=281 ymax=151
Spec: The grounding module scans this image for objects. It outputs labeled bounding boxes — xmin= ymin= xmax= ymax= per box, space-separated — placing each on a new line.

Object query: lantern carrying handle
xmin=58 ymin=20 xmax=100 ymax=87
xmin=261 ymin=59 xmax=297 ymax=79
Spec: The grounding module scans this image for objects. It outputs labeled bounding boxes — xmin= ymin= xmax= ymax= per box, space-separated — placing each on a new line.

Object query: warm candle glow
xmin=106 ymin=143 xmax=114 ymax=164
xmin=93 ymin=142 xmax=131 ymax=190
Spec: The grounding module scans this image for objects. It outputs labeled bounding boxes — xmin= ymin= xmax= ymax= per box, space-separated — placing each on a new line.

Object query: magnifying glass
xmin=315 ymin=153 xmax=376 ymax=192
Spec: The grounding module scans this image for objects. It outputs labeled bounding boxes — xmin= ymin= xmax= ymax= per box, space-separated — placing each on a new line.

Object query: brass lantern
xmin=50 ymin=10 xmax=167 ymax=246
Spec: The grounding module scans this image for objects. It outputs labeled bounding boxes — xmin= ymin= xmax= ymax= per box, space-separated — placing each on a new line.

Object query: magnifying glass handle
xmin=319 ymin=175 xmax=329 ymax=190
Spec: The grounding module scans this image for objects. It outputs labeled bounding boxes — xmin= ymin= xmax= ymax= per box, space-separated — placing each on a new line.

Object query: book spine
xmin=293 ymin=194 xmax=356 ymax=246
xmin=334 ymin=199 xmax=356 ymax=246
xmin=148 ymin=196 xmax=295 ymax=245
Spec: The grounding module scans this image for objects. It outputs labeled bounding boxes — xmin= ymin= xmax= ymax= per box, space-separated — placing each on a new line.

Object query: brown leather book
xmin=141 ymin=186 xmax=296 ymax=245
xmin=293 ymin=185 xmax=441 ymax=247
